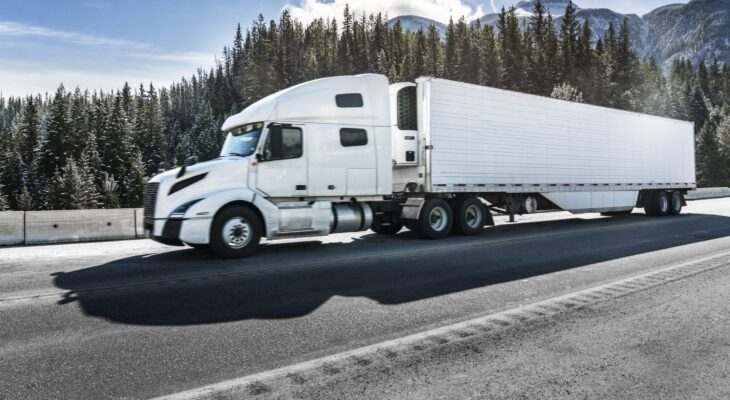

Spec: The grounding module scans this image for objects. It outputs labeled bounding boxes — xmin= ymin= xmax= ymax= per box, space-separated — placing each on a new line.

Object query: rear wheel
xmin=209 ymin=205 xmax=262 ymax=259
xmin=668 ymin=191 xmax=683 ymax=215
xmin=645 ymin=191 xmax=670 ymax=217
xmin=452 ymin=197 xmax=487 ymax=236
xmin=414 ymin=198 xmax=453 ymax=239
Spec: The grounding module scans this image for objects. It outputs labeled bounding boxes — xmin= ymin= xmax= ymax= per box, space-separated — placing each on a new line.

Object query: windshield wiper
xmin=224 ymin=152 xmax=249 ymax=157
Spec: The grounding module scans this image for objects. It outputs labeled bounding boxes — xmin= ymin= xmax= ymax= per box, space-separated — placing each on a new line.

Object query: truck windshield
xmin=220 ymin=122 xmax=264 ymax=157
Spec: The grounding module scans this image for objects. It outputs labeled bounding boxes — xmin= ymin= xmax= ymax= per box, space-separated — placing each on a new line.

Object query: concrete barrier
xmin=134 ymin=208 xmax=145 ymax=238
xmin=686 ymin=187 xmax=730 ymax=200
xmin=0 ymin=211 xmax=25 ymax=245
xmin=25 ymin=209 xmax=138 ymax=245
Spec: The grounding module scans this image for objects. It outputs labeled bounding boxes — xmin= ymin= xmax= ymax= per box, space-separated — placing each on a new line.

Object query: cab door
xmin=256 ymin=125 xmax=308 ymax=197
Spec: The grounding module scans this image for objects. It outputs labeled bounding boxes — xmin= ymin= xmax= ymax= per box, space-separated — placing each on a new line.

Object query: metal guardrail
xmin=0 ymin=208 xmax=143 ymax=246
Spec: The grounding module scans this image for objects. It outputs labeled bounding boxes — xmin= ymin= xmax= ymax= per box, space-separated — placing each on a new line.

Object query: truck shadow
xmin=53 ymin=213 xmax=730 ymax=326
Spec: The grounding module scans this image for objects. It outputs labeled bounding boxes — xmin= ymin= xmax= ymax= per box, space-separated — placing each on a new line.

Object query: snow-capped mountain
xmin=558 ymin=9 xmax=650 ymax=58
xmin=388 ymin=15 xmax=446 ymax=37
xmin=513 ymin=0 xmax=578 ymax=17
xmin=389 ymin=1 xmax=729 ymax=69
xmin=644 ymin=0 xmax=730 ymax=67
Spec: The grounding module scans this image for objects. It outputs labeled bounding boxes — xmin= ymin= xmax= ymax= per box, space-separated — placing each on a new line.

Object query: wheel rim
xmin=465 ymin=204 xmax=483 ymax=229
xmin=429 ymin=206 xmax=448 ymax=232
xmin=659 ymin=194 xmax=669 ymax=213
xmin=222 ymin=217 xmax=252 ymax=249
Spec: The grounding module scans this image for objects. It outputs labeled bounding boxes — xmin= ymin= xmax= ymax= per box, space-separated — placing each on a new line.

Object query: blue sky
xmin=0 ymin=0 xmax=688 ymax=97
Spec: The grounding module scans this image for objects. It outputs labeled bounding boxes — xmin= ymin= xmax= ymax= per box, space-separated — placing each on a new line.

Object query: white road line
xmin=150 ymin=250 xmax=730 ymax=400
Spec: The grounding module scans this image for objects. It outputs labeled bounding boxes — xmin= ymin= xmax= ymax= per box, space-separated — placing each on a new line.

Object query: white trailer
xmin=143 ymin=74 xmax=696 ymax=258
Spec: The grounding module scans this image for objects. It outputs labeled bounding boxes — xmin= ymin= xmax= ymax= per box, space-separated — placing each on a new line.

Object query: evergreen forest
xmin=1 ymin=0 xmax=730 ymax=211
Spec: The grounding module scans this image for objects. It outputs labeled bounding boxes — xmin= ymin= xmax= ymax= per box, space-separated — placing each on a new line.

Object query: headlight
xmin=169 ymin=199 xmax=203 ymax=219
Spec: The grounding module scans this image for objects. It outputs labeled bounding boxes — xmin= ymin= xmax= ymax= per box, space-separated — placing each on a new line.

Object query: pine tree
xmin=100 ymin=172 xmax=120 ymax=209
xmin=0 ymin=182 xmax=7 ymax=210
xmin=17 ymin=185 xmax=34 ymax=211
xmin=551 ymin=82 xmax=585 ymax=103
xmin=68 ymin=88 xmax=89 ymax=160
xmin=123 ymin=152 xmax=146 ymax=207
xmin=526 ymin=0 xmax=548 ymax=94
xmin=140 ymin=83 xmax=166 ymax=175
xmin=559 ymin=1 xmax=580 ymax=85
xmin=192 ymin=103 xmax=222 ymax=161
xmin=41 ymin=84 xmax=71 ymax=178
xmin=17 ymin=96 xmax=41 ymax=168
xmin=424 ymin=24 xmax=442 ymax=77
xmin=697 ymin=114 xmax=724 ymax=186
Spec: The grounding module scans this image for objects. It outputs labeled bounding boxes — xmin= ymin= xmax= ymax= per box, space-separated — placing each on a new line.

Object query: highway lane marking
xmin=0 ymin=215 xmax=723 ymax=305
xmin=151 ymin=251 xmax=730 ymax=400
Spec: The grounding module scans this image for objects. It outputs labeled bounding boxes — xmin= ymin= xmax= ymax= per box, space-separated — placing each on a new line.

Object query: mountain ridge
xmin=388 ymin=0 xmax=730 ymax=68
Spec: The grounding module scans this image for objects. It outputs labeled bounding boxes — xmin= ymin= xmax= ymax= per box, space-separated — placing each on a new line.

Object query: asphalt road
xmin=1 ymin=198 xmax=730 ymax=399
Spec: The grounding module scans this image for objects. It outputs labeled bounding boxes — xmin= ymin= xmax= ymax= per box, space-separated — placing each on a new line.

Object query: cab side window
xmin=340 ymin=128 xmax=368 ymax=147
xmin=264 ymin=127 xmax=303 ymax=160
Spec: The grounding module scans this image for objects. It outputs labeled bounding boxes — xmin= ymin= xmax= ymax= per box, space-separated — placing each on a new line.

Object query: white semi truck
xmin=143 ymin=74 xmax=696 ymax=258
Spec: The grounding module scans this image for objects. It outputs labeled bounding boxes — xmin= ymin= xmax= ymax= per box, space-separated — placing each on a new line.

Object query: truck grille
xmin=143 ymin=182 xmax=160 ymax=218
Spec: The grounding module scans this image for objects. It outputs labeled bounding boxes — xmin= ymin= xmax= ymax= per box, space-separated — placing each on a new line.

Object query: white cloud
xmin=285 ymin=0 xmax=485 ymax=25
xmin=122 ymin=51 xmax=218 ymax=66
xmin=0 ymin=21 xmax=219 ymax=96
xmin=0 ymin=21 xmax=147 ymax=48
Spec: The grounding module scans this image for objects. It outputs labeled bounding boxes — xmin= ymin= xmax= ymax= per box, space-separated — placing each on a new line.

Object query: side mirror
xmin=255 ymin=153 xmax=263 ymax=162
xmin=185 ymin=156 xmax=198 ymax=166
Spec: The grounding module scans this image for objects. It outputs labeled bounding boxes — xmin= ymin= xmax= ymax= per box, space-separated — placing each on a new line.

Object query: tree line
xmin=1 ymin=0 xmax=730 ymax=211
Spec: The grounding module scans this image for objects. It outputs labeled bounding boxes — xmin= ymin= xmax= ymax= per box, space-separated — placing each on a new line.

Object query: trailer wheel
xmin=209 ymin=205 xmax=262 ymax=259
xmin=645 ymin=191 xmax=670 ymax=217
xmin=668 ymin=191 xmax=683 ymax=215
xmin=371 ymin=213 xmax=403 ymax=235
xmin=414 ymin=198 xmax=453 ymax=239
xmin=452 ymin=197 xmax=487 ymax=236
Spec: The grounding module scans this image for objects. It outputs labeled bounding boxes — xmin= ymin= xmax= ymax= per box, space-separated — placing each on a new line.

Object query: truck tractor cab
xmin=143 ymin=74 xmax=394 ymax=258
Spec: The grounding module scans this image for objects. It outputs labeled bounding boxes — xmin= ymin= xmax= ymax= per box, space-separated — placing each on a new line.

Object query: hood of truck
xmin=148 ymin=157 xmax=250 ymax=218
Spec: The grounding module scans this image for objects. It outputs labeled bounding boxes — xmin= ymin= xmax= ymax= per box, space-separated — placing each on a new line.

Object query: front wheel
xmin=414 ymin=198 xmax=453 ymax=239
xmin=209 ymin=205 xmax=262 ymax=259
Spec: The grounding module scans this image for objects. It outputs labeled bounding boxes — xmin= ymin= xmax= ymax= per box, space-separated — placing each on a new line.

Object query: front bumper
xmin=144 ymin=217 xmax=212 ymax=246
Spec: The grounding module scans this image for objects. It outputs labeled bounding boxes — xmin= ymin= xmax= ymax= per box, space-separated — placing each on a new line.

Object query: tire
xmin=371 ymin=213 xmax=403 ymax=235
xmin=186 ymin=242 xmax=210 ymax=251
xmin=414 ymin=198 xmax=453 ymax=239
xmin=645 ymin=191 xmax=670 ymax=217
xmin=209 ymin=205 xmax=262 ymax=259
xmin=452 ymin=197 xmax=487 ymax=236
xmin=668 ymin=191 xmax=683 ymax=215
